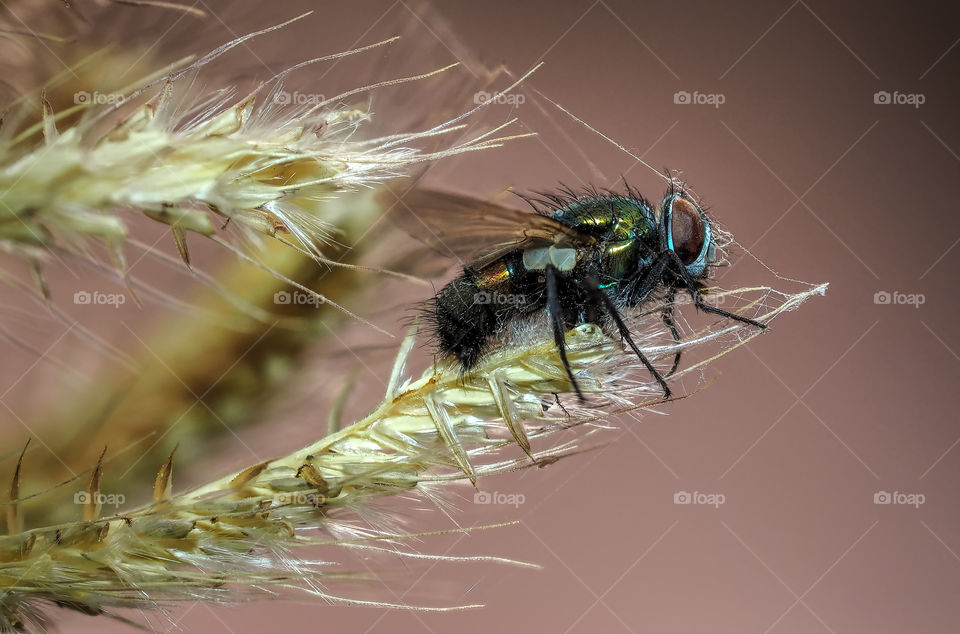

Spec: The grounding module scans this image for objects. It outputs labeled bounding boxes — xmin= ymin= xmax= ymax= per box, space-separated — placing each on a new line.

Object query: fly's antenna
xmin=531 ymin=89 xmax=673 ymax=186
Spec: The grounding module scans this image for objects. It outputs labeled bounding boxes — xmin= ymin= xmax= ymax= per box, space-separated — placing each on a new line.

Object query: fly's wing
xmin=380 ymin=187 xmax=593 ymax=269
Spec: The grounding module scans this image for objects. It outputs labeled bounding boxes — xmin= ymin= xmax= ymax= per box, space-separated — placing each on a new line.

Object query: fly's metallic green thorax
xmin=551 ymin=195 xmax=657 ymax=238
xmin=550 ymin=195 xmax=659 ymax=289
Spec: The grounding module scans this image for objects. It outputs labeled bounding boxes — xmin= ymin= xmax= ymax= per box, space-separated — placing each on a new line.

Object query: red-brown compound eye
xmin=669 ymin=197 xmax=706 ymax=265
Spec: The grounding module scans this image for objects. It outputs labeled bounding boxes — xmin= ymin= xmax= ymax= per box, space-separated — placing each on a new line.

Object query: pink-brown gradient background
xmin=29 ymin=0 xmax=960 ymax=632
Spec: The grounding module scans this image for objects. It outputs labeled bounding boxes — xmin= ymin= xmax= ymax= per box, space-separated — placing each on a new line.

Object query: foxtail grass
xmin=0 ymin=282 xmax=825 ymax=629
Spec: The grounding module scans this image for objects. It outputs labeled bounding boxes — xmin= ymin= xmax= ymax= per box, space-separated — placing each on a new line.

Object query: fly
xmin=389 ymin=182 xmax=766 ymax=401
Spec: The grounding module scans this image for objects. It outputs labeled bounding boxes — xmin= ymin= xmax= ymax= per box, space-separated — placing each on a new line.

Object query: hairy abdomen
xmin=432 ymin=254 xmax=539 ymax=368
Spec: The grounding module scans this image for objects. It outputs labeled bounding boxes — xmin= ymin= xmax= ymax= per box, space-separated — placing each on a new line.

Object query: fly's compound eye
xmin=667 ymin=196 xmax=707 ymax=266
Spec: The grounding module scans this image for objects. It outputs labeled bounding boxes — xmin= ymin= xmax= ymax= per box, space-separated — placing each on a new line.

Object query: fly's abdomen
xmin=433 ymin=275 xmax=492 ymax=369
xmin=432 ymin=256 xmax=531 ymax=368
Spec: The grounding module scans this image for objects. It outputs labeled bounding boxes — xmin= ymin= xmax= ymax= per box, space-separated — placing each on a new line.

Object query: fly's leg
xmin=627 ymin=252 xmax=671 ymax=305
xmin=584 ymin=276 xmax=671 ymax=400
xmin=666 ymin=251 xmax=768 ymax=330
xmin=552 ymin=393 xmax=570 ymax=417
xmin=661 ymin=287 xmax=682 ymax=377
xmin=545 ymin=264 xmax=585 ymax=402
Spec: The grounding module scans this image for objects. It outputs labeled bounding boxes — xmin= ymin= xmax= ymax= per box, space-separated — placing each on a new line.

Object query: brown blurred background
xmin=7 ymin=0 xmax=958 ymax=632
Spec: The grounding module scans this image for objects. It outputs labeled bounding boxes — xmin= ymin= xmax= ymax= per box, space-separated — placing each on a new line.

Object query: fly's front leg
xmin=666 ymin=251 xmax=767 ymax=330
xmin=661 ymin=287 xmax=682 ymax=377
xmin=545 ymin=264 xmax=585 ymax=402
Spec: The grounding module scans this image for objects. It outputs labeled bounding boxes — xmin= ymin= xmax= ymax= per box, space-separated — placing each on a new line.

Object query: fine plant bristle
xmin=0 ymin=7 xmax=529 ymax=534
xmin=0 ymin=14 xmax=531 ymax=327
